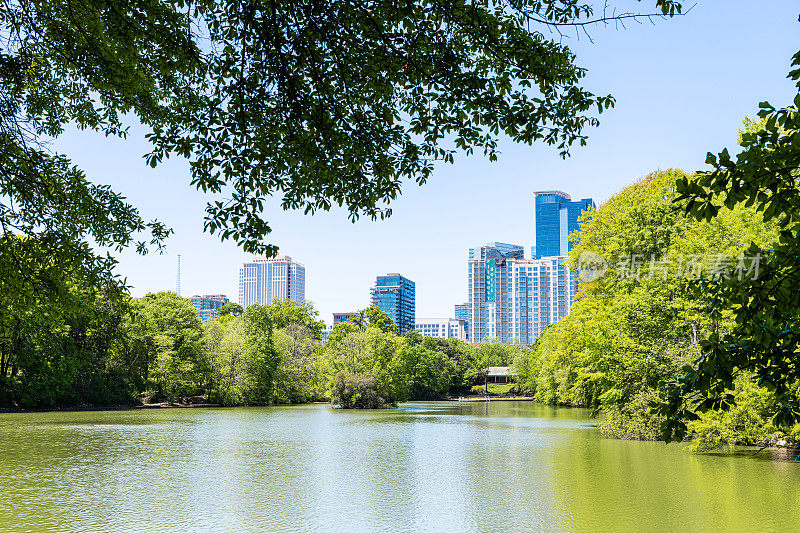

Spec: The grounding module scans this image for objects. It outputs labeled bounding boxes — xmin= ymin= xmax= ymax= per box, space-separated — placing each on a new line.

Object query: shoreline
xmin=0 ymin=402 xmax=224 ymax=414
xmin=448 ymin=395 xmax=535 ymax=402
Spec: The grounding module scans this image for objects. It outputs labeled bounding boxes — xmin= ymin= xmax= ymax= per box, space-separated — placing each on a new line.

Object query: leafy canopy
xmin=1 ymin=0 xmax=683 ymax=266
xmin=263 ymin=299 xmax=325 ymax=339
xmin=219 ymin=302 xmax=243 ymax=317
xmin=353 ymin=305 xmax=398 ymax=334
xmin=663 ymin=50 xmax=800 ymax=441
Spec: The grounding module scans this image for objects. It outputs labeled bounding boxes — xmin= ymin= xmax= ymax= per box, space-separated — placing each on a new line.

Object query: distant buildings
xmin=370 ymin=273 xmax=415 ymax=335
xmin=333 ymin=312 xmax=360 ymax=326
xmin=415 ymin=317 xmax=466 ymax=341
xmin=191 ymin=294 xmax=229 ymax=323
xmin=467 ymin=243 xmax=578 ymax=344
xmin=454 ymin=303 xmax=470 ymax=341
xmin=225 ymin=189 xmax=592 ymax=346
xmin=462 ymin=191 xmax=594 ymax=345
xmin=532 ymin=191 xmax=595 ymax=259
xmin=239 ymin=255 xmax=305 ymax=309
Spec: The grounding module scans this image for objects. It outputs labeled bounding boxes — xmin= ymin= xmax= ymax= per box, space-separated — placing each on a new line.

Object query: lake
xmin=0 ymin=402 xmax=797 ymax=532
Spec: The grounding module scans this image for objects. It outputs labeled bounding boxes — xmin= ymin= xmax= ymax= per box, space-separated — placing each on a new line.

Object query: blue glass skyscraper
xmin=532 ymin=191 xmax=595 ymax=259
xmin=191 ymin=294 xmax=229 ymax=323
xmin=465 ymin=191 xmax=594 ymax=345
xmin=370 ymin=274 xmax=415 ymax=334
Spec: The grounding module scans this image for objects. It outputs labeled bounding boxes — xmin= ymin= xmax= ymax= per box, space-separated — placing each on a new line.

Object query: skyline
xmin=51 ymin=1 xmax=800 ymax=326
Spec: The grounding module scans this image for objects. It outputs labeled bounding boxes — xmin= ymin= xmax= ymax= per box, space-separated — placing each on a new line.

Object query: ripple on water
xmin=0 ymin=403 xmax=798 ymax=532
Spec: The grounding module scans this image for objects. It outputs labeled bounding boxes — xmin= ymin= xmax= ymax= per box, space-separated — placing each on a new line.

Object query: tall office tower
xmin=239 ymin=255 xmax=306 ymax=309
xmin=370 ymin=273 xmax=415 ymax=335
xmin=467 ymin=243 xmax=577 ymax=345
xmin=414 ymin=318 xmax=467 ymax=341
xmin=454 ymin=303 xmax=470 ymax=341
xmin=532 ymin=191 xmax=595 ymax=259
xmin=191 ymin=294 xmax=230 ymax=323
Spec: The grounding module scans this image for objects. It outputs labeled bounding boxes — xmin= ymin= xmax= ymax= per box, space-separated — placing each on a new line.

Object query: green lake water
xmin=0 ymin=401 xmax=798 ymax=532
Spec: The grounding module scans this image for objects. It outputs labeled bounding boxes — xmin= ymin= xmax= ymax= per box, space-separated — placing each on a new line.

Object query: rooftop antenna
xmin=176 ymin=254 xmax=182 ymax=296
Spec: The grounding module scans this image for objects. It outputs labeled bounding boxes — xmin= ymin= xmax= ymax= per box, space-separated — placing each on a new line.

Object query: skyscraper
xmin=191 ymin=294 xmax=229 ymax=323
xmin=467 ymin=242 xmax=578 ymax=345
xmin=239 ymin=255 xmax=305 ymax=309
xmin=532 ymin=191 xmax=595 ymax=259
xmin=370 ymin=273 xmax=415 ymax=335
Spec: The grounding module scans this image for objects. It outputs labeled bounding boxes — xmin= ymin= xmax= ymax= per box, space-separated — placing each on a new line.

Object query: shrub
xmin=331 ymin=372 xmax=389 ymax=409
xmin=600 ymin=389 xmax=665 ymax=441
xmin=686 ymin=378 xmax=779 ymax=451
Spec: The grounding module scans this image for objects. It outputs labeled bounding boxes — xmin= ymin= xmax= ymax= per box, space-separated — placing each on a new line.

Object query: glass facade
xmin=467 ymin=243 xmax=577 ymax=344
xmin=454 ymin=303 xmax=470 ymax=341
xmin=370 ymin=273 xmax=415 ymax=335
xmin=238 ymin=255 xmax=305 ymax=309
xmin=532 ymin=191 xmax=595 ymax=259
xmin=191 ymin=294 xmax=229 ymax=323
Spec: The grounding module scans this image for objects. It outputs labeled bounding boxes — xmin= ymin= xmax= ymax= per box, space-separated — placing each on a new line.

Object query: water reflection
xmin=0 ymin=403 xmax=797 ymax=532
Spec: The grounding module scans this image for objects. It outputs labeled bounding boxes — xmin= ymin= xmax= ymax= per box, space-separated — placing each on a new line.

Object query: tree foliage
xmin=331 ymin=372 xmax=388 ymax=409
xmin=514 ymin=169 xmax=779 ymax=440
xmin=263 ymin=299 xmax=325 ymax=339
xmin=219 ymin=302 xmax=243 ymax=317
xmin=127 ymin=292 xmax=208 ymax=402
xmin=353 ymin=305 xmax=398 ymax=334
xmin=663 ymin=50 xmax=800 ymax=441
xmin=0 ymin=236 xmax=137 ymax=407
xmin=1 ymin=0 xmax=683 ymax=267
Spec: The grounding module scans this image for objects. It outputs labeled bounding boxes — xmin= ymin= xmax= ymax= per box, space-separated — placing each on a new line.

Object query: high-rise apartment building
xmin=370 ymin=273 xmax=415 ymax=335
xmin=532 ymin=191 xmax=595 ymax=259
xmin=415 ymin=318 xmax=467 ymax=341
xmin=191 ymin=294 xmax=229 ymax=323
xmin=239 ymin=255 xmax=305 ymax=309
xmin=464 ymin=190 xmax=593 ymax=345
xmin=467 ymin=243 xmax=577 ymax=344
xmin=454 ymin=303 xmax=470 ymax=341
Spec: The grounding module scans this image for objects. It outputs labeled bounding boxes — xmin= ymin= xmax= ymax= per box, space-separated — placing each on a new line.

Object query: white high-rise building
xmin=467 ymin=243 xmax=578 ymax=345
xmin=414 ymin=318 xmax=467 ymax=341
xmin=238 ymin=255 xmax=305 ymax=309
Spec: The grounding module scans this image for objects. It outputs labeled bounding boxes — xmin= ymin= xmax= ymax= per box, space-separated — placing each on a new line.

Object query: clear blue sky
xmin=55 ymin=1 xmax=799 ymax=326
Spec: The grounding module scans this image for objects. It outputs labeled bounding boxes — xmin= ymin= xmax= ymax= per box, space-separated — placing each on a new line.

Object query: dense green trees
xmin=352 ymin=305 xmax=399 ymax=334
xmin=400 ymin=339 xmax=457 ymax=400
xmin=331 ymin=373 xmax=390 ymax=409
xmin=663 ymin=51 xmax=800 ymax=440
xmin=203 ymin=301 xmax=319 ymax=405
xmin=0 ymin=235 xmax=136 ymax=408
xmin=126 ymin=292 xmax=209 ymax=402
xmin=510 ymin=168 xmax=784 ymax=443
xmin=219 ymin=303 xmax=243 ymax=317
xmin=263 ymin=300 xmax=325 ymax=340
xmin=0 ymin=287 xmax=525 ymax=410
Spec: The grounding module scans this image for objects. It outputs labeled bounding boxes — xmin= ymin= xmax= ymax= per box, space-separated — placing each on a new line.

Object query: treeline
xmin=197 ymin=301 xmax=529 ymax=407
xmin=0 ymin=282 xmax=529 ymax=409
xmin=509 ymin=167 xmax=799 ymax=449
